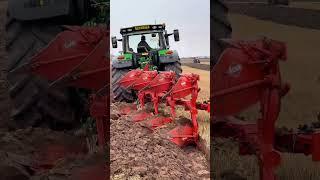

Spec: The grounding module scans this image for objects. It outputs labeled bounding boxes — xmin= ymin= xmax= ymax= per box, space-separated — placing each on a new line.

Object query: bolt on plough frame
xmin=16 ymin=25 xmax=320 ymax=180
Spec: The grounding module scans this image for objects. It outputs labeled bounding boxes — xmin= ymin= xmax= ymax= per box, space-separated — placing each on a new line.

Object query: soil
xmin=110 ymin=103 xmax=210 ymax=180
xmin=182 ymin=63 xmax=210 ymax=71
xmin=0 ymin=127 xmax=107 ymax=180
xmin=228 ymin=2 xmax=320 ymax=30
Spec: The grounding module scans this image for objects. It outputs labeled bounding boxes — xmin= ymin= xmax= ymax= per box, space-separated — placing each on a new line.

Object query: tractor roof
xmin=120 ymin=24 xmax=166 ymax=35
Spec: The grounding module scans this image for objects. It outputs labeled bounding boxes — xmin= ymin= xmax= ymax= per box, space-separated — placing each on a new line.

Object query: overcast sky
xmin=110 ymin=0 xmax=210 ymax=57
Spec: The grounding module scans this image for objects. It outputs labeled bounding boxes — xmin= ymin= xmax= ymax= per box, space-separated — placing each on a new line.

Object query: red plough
xmin=212 ymin=37 xmax=320 ymax=180
xmin=17 ymin=24 xmax=320 ymax=180
xmin=118 ymin=71 xmax=210 ymax=147
xmin=18 ymin=26 xmax=110 ymax=149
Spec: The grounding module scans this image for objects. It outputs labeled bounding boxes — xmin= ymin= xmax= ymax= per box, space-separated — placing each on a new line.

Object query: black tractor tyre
xmin=212 ymin=0 xmax=232 ymax=67
xmin=163 ymin=61 xmax=183 ymax=77
xmin=111 ymin=67 xmax=136 ymax=102
xmin=6 ymin=13 xmax=86 ymax=130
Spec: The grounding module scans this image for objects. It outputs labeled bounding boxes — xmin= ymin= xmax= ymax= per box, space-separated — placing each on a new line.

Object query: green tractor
xmin=111 ymin=24 xmax=182 ymax=102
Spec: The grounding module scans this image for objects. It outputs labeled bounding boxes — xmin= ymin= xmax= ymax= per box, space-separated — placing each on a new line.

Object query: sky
xmin=110 ymin=0 xmax=210 ymax=58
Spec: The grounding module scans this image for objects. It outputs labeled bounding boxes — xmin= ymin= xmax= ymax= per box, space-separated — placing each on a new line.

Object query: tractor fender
xmin=159 ymin=50 xmax=180 ymax=64
xmin=112 ymin=59 xmax=133 ymax=69
xmin=8 ymin=0 xmax=73 ymax=21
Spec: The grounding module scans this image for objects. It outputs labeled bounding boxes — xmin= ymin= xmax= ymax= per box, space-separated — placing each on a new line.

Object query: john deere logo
xmin=135 ymin=25 xmax=150 ymax=31
xmin=227 ymin=64 xmax=242 ymax=77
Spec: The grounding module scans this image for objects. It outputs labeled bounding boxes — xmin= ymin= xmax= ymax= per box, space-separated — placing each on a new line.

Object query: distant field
xmin=181 ymin=58 xmax=210 ymax=71
xmin=228 ymin=2 xmax=320 ymax=30
xmin=181 ymin=58 xmax=210 ymax=63
xmin=290 ymin=2 xmax=320 ymax=10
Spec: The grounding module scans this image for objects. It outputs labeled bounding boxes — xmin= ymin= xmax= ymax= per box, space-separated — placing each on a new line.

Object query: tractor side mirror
xmin=111 ymin=36 xmax=117 ymax=48
xmin=173 ymin=29 xmax=179 ymax=42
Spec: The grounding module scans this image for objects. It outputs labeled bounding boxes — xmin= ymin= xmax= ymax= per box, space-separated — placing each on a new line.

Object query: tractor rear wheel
xmin=111 ymin=67 xmax=136 ymax=102
xmin=163 ymin=61 xmax=183 ymax=76
xmin=212 ymin=0 xmax=232 ymax=66
xmin=6 ymin=14 xmax=86 ymax=130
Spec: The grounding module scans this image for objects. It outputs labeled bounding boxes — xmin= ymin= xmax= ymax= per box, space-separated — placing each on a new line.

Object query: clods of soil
xmin=110 ymin=103 xmax=209 ymax=180
xmin=0 ymin=128 xmax=107 ymax=180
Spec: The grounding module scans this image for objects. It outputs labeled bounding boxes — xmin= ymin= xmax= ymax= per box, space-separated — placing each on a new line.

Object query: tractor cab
xmin=111 ymin=24 xmax=180 ymax=70
xmin=111 ymin=24 xmax=182 ymax=102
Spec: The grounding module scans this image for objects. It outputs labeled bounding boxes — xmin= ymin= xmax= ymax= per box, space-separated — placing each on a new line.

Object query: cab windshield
xmin=125 ymin=32 xmax=165 ymax=53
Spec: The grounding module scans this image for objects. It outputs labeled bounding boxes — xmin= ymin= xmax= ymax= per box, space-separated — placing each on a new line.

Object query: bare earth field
xmin=213 ymin=13 xmax=320 ymax=180
xmin=182 ymin=58 xmax=210 ymax=71
xmin=228 ymin=2 xmax=320 ymax=30
xmin=110 ymin=104 xmax=209 ymax=180
xmin=290 ymin=2 xmax=320 ymax=10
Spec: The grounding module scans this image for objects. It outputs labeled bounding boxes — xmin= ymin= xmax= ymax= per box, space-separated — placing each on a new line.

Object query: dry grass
xmin=213 ymin=142 xmax=320 ymax=180
xmin=201 ymin=62 xmax=210 ymax=65
xmin=212 ymin=13 xmax=320 ymax=179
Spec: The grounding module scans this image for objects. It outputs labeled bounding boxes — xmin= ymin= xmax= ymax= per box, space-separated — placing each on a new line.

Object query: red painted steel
xmin=212 ymin=38 xmax=320 ymax=180
xmin=25 ymin=26 xmax=109 ymax=149
xmin=26 ymin=26 xmax=108 ymax=83
xmin=118 ymin=69 xmax=144 ymax=88
xmin=132 ymin=111 xmax=153 ymax=122
xmin=138 ymin=71 xmax=176 ymax=114
xmin=168 ymin=125 xmax=195 ymax=147
xmin=166 ymin=73 xmax=200 ymax=146
xmin=89 ymin=95 xmax=108 ymax=148
xmin=145 ymin=117 xmax=173 ymax=130
xmin=119 ymin=71 xmax=206 ymax=147
xmin=132 ymin=71 xmax=158 ymax=90
xmin=24 ymin=28 xmax=320 ymax=180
